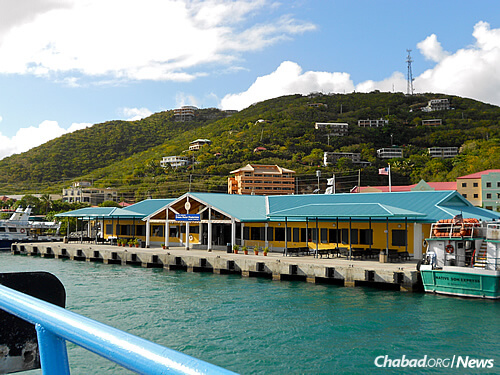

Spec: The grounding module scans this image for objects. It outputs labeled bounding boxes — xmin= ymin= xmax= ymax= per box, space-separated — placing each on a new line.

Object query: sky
xmin=0 ymin=0 xmax=498 ymax=160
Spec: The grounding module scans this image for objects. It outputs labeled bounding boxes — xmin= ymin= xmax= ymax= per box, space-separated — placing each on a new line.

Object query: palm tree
xmin=40 ymin=194 xmax=53 ymax=215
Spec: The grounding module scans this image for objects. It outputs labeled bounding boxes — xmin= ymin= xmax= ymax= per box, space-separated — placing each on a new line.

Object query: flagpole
xmin=388 ymin=164 xmax=392 ymax=192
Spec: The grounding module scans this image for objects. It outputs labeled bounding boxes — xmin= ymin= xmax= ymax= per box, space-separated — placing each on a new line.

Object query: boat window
xmin=8 ymin=228 xmax=17 ymax=232
xmin=0 ymin=227 xmax=5 ymax=232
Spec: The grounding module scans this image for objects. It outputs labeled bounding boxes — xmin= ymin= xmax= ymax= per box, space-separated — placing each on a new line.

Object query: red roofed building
xmin=457 ymin=169 xmax=500 ymax=210
xmin=358 ymin=180 xmax=456 ymax=193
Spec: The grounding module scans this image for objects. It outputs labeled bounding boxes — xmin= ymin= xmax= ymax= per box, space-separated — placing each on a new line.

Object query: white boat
xmin=419 ymin=218 xmax=500 ymax=299
xmin=0 ymin=207 xmax=61 ymax=249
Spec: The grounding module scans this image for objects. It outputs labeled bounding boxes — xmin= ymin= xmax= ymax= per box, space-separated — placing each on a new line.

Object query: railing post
xmin=35 ymin=324 xmax=70 ymax=375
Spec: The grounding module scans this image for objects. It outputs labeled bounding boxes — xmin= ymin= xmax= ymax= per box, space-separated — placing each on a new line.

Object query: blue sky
xmin=0 ymin=0 xmax=498 ymax=159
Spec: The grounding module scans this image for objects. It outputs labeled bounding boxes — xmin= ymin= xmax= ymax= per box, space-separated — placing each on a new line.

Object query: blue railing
xmin=0 ymin=284 xmax=237 ymax=374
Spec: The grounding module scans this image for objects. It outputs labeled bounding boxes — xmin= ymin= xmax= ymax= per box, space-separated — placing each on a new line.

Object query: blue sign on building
xmin=175 ymin=214 xmax=201 ymax=222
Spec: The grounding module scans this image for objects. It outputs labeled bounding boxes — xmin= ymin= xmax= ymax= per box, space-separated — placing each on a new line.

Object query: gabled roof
xmin=55 ymin=199 xmax=173 ymax=220
xmin=266 ymin=191 xmax=500 ymax=222
xmin=174 ymin=192 xmax=267 ymax=222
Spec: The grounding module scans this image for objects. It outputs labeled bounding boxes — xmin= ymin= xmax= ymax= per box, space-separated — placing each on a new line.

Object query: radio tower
xmin=406 ymin=49 xmax=414 ymax=95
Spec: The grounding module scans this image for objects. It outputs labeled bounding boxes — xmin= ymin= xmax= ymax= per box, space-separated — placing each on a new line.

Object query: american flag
xmin=378 ymin=167 xmax=389 ymax=175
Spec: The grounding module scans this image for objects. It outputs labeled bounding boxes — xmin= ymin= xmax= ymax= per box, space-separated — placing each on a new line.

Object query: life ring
xmin=20 ymin=228 xmax=25 ymax=233
xmin=445 ymin=244 xmax=454 ymax=254
xmin=189 ymin=235 xmax=193 ymax=241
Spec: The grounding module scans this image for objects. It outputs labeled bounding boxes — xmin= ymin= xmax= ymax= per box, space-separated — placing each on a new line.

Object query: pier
xmin=11 ymin=242 xmax=422 ymax=292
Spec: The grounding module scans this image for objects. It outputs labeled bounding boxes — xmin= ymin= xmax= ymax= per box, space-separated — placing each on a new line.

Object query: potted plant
xmin=254 ymin=245 xmax=260 ymax=255
xmin=118 ymin=239 xmax=123 ymax=247
xmin=134 ymin=239 xmax=139 ymax=248
xmin=263 ymin=247 xmax=269 ymax=256
xmin=128 ymin=239 xmax=134 ymax=247
xmin=161 ymin=243 xmax=166 ymax=249
xmin=232 ymin=244 xmax=239 ymax=254
xmin=242 ymin=246 xmax=248 ymax=255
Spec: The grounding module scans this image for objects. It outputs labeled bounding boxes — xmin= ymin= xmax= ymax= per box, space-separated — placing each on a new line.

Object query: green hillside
xmin=0 ymin=92 xmax=498 ymax=201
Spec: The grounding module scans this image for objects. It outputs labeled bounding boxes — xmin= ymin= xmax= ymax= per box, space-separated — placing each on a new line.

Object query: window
xmin=474 ymin=194 xmax=478 ymax=198
xmin=473 ymin=182 xmax=478 ymax=187
xmin=497 ymin=182 xmax=500 ymax=188
xmin=250 ymin=227 xmax=259 ymax=240
xmin=392 ymin=230 xmax=407 ymax=246
xmin=136 ymin=225 xmax=145 ymax=236
xmin=350 ymin=229 xmax=358 ymax=245
xmin=329 ymin=229 xmax=340 ymax=243
xmin=300 ymin=228 xmax=307 ymax=242
xmin=267 ymin=227 xmax=274 ymax=241
xmin=461 ymin=183 xmax=467 ymax=187
xmin=152 ymin=225 xmax=164 ymax=237
xmin=243 ymin=227 xmax=250 ymax=240
xmin=359 ymin=229 xmax=373 ymax=245
xmin=463 ymin=194 xmax=467 ymax=198
xmin=309 ymin=228 xmax=318 ymax=242
xmin=487 ymin=193 xmax=492 ymax=199
xmin=341 ymin=229 xmax=349 ymax=244
xmin=293 ymin=228 xmax=300 ymax=242
xmin=275 ymin=227 xmax=285 ymax=241
xmin=320 ymin=228 xmax=328 ymax=243
xmin=486 ymin=182 xmax=492 ymax=188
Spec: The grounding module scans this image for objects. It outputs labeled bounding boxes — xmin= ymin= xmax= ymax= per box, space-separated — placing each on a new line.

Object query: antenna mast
xmin=406 ymin=49 xmax=414 ymax=95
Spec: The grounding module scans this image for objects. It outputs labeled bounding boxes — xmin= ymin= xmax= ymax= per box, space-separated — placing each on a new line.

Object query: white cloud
xmin=0 ymin=0 xmax=315 ymax=82
xmin=176 ymin=92 xmax=200 ymax=108
xmin=120 ymin=107 xmax=153 ymax=121
xmin=0 ymin=120 xmax=93 ymax=160
xmin=414 ymin=22 xmax=500 ymax=106
xmin=221 ymin=22 xmax=500 ymax=110
xmin=417 ymin=34 xmax=450 ymax=62
xmin=220 ymin=61 xmax=355 ymax=110
xmin=0 ymin=115 xmax=3 ymax=122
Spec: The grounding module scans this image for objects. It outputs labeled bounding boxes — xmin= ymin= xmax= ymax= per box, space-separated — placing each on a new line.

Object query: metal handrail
xmin=429 ymin=222 xmax=481 ymax=238
xmin=0 ymin=284 xmax=236 ymax=375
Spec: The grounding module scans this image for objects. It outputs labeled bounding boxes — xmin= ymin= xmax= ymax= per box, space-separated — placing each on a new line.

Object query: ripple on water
xmin=1 ymin=253 xmax=499 ymax=375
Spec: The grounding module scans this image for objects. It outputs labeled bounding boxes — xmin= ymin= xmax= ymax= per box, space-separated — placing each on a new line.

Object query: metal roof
xmin=122 ymin=199 xmax=174 ymax=216
xmin=266 ymin=190 xmax=500 ymax=222
xmin=267 ymin=203 xmax=425 ymax=220
xmin=185 ymin=192 xmax=267 ymax=222
xmin=57 ymin=191 xmax=500 ymax=223
xmin=55 ymin=199 xmax=173 ymax=220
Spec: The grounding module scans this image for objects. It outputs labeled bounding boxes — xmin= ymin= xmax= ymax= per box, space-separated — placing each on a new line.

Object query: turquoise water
xmin=1 ymin=253 xmax=499 ymax=374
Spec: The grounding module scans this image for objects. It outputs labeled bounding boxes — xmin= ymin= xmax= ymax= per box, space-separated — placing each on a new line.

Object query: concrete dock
xmin=11 ymin=242 xmax=422 ymax=292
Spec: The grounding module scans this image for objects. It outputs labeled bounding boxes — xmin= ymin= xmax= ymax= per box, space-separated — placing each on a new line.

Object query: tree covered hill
xmin=0 ymin=92 xmax=498 ymax=200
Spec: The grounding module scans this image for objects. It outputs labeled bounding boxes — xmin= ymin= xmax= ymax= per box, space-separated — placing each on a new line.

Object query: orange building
xmin=228 ymin=164 xmax=295 ymax=195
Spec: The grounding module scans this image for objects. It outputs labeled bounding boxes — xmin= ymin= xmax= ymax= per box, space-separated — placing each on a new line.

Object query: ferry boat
xmin=0 ymin=207 xmax=61 ymax=249
xmin=419 ymin=217 xmax=500 ymax=299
